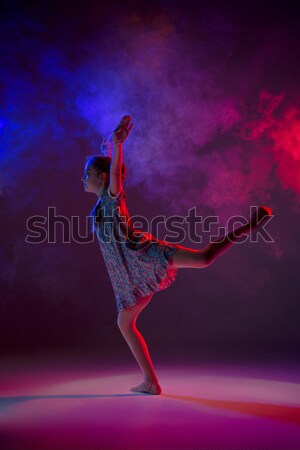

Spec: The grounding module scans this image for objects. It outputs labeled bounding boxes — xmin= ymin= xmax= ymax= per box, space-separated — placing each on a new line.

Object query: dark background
xmin=1 ymin=0 xmax=299 ymax=363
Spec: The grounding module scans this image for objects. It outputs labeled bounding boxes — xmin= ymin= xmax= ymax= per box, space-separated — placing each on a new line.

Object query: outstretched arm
xmin=109 ymin=115 xmax=133 ymax=196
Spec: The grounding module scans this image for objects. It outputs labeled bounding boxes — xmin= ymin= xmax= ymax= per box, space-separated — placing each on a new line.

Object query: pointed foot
xmin=250 ymin=205 xmax=273 ymax=229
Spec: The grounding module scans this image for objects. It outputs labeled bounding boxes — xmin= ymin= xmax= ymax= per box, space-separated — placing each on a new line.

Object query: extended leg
xmin=117 ymin=293 xmax=162 ymax=395
xmin=171 ymin=206 xmax=273 ymax=269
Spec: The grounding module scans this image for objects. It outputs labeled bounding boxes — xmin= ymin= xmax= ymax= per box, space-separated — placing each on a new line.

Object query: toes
xmin=130 ymin=381 xmax=162 ymax=395
xmin=251 ymin=206 xmax=272 ymax=227
xmin=130 ymin=382 xmax=148 ymax=393
xmin=261 ymin=205 xmax=273 ymax=215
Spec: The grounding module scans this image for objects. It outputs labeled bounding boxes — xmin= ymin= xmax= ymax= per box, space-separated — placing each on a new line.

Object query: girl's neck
xmin=96 ymin=184 xmax=108 ymax=199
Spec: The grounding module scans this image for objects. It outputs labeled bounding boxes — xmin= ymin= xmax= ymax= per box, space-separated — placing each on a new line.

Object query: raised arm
xmin=109 ymin=115 xmax=133 ymax=197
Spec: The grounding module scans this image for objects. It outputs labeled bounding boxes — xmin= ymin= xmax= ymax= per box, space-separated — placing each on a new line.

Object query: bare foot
xmin=130 ymin=380 xmax=162 ymax=395
xmin=250 ymin=205 xmax=273 ymax=229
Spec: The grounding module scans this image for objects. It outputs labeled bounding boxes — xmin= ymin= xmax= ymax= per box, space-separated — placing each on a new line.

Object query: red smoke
xmin=241 ymin=90 xmax=300 ymax=195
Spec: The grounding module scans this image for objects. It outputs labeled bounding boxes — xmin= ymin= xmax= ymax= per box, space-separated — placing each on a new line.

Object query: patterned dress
xmin=92 ymin=186 xmax=180 ymax=312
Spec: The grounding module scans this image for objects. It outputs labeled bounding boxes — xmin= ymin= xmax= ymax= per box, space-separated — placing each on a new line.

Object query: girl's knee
xmin=117 ymin=312 xmax=135 ymax=334
xmin=197 ymin=248 xmax=212 ymax=267
xmin=117 ymin=294 xmax=153 ymax=333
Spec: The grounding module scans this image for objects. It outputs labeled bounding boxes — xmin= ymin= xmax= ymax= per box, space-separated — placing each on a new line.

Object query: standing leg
xmin=171 ymin=206 xmax=273 ymax=269
xmin=117 ymin=293 xmax=162 ymax=395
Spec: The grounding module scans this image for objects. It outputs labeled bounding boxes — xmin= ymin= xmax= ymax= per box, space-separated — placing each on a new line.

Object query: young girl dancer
xmin=82 ymin=115 xmax=272 ymax=395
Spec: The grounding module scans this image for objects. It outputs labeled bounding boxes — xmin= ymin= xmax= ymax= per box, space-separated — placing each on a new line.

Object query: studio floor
xmin=0 ymin=352 xmax=299 ymax=450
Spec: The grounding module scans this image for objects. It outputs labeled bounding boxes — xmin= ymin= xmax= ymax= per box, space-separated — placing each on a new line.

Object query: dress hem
xmin=116 ymin=244 xmax=180 ymax=312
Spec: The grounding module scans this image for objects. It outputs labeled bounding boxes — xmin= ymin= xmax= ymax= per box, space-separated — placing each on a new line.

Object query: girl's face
xmin=81 ymin=163 xmax=105 ymax=194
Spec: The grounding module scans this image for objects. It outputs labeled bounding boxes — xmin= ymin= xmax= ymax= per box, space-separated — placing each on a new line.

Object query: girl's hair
xmin=86 ymin=155 xmax=127 ymax=186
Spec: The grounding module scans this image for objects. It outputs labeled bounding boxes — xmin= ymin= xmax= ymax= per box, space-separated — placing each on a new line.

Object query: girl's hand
xmin=113 ymin=115 xmax=133 ymax=144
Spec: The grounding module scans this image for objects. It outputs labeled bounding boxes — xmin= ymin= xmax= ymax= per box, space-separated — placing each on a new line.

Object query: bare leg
xmin=171 ymin=205 xmax=273 ymax=269
xmin=117 ymin=293 xmax=162 ymax=395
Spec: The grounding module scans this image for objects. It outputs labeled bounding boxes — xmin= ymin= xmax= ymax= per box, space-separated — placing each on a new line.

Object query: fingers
xmin=121 ymin=115 xmax=132 ymax=126
xmin=115 ymin=115 xmax=130 ymax=129
xmin=114 ymin=116 xmax=133 ymax=141
xmin=124 ymin=115 xmax=133 ymax=132
xmin=121 ymin=117 xmax=133 ymax=130
xmin=119 ymin=115 xmax=129 ymax=127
